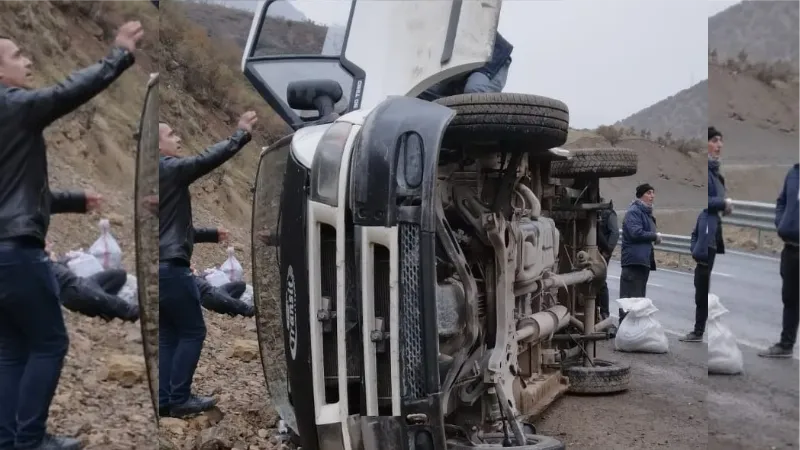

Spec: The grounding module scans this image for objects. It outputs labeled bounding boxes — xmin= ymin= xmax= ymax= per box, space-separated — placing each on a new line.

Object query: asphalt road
xmin=592 ymin=253 xmax=800 ymax=449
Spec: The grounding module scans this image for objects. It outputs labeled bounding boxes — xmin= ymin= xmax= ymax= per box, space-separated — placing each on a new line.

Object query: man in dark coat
xmin=682 ymin=126 xmax=731 ymax=342
xmin=596 ymin=198 xmax=619 ymax=320
xmin=419 ymin=32 xmax=513 ymax=99
xmin=759 ymin=163 xmax=799 ymax=358
xmin=619 ymin=184 xmax=661 ymax=306
xmin=0 ymin=22 xmax=142 ymax=450
xmin=158 ymin=112 xmax=257 ymax=418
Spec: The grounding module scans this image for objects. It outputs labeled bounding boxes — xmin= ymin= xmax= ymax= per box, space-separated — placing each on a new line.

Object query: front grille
xmin=320 ymin=227 xmax=362 ymax=396
xmin=373 ymin=246 xmax=392 ymax=403
xmin=399 ymin=223 xmax=425 ymax=400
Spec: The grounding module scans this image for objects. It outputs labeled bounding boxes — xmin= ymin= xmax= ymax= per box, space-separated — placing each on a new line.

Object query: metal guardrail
xmin=656 ymin=234 xmax=692 ymax=255
xmin=616 ymin=200 xmax=776 ymax=255
xmin=723 ymin=200 xmax=776 ymax=231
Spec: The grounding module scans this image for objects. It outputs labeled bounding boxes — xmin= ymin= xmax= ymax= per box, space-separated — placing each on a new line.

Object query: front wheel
xmin=562 ymin=358 xmax=631 ymax=394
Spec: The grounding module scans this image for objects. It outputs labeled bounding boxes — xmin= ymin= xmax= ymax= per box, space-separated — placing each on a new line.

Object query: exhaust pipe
xmin=516 ymin=305 xmax=570 ymax=342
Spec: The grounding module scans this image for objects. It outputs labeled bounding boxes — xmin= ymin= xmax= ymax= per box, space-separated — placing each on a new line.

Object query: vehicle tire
xmin=550 ymin=148 xmax=638 ymax=179
xmin=447 ymin=432 xmax=565 ymax=450
xmin=562 ymin=358 xmax=631 ymax=394
xmin=435 ymin=93 xmax=569 ymax=151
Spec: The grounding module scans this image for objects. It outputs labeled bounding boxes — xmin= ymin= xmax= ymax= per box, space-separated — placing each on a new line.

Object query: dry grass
xmin=724 ymin=225 xmax=783 ymax=254
xmin=159 ymin=0 xmax=287 ymax=141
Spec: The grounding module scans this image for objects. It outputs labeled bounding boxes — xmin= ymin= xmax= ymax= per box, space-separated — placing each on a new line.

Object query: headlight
xmin=310 ymin=121 xmax=353 ymax=207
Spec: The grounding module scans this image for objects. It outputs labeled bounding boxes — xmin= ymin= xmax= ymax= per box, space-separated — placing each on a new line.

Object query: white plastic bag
xmin=204 ymin=268 xmax=230 ymax=287
xmin=614 ymin=297 xmax=669 ymax=353
xmin=220 ymin=246 xmax=244 ymax=282
xmin=89 ymin=219 xmax=122 ymax=270
xmin=708 ymin=294 xmax=744 ymax=375
xmin=66 ymin=250 xmax=104 ymax=278
xmin=117 ymin=274 xmax=138 ymax=305
xmin=240 ymin=284 xmax=254 ymax=306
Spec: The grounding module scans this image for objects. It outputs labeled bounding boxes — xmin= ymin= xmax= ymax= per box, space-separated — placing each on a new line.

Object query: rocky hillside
xmin=614 ymin=81 xmax=707 ymax=141
xmin=709 ymin=59 xmax=799 ymax=203
xmin=0 ymin=1 xmax=159 ymax=448
xmin=178 ymin=0 xmax=326 ymax=55
xmin=709 ymin=0 xmax=799 ymax=65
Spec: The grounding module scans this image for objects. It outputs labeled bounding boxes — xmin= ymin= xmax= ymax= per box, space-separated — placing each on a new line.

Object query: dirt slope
xmin=708 ymin=61 xmax=799 ymax=206
xmin=562 ymin=132 xmax=706 ymax=236
xmin=614 ymin=81 xmax=707 ymax=141
xmin=0 ymin=1 xmax=158 ymax=448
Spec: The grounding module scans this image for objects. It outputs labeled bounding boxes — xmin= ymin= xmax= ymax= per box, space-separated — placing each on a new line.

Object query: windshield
xmin=251 ymin=0 xmax=352 ymax=58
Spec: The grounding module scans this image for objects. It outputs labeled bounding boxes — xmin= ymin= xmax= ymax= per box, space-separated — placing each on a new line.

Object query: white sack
xmin=89 ymin=219 xmax=123 ymax=270
xmin=614 ymin=297 xmax=669 ymax=353
xmin=118 ymin=274 xmax=138 ymax=305
xmin=240 ymin=284 xmax=254 ymax=306
xmin=204 ymin=268 xmax=230 ymax=287
xmin=220 ymin=246 xmax=244 ymax=282
xmin=708 ymin=294 xmax=744 ymax=375
xmin=66 ymin=250 xmax=104 ymax=278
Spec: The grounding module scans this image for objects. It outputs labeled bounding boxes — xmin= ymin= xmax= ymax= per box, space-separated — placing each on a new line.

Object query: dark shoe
xmin=158 ymin=405 xmax=171 ymax=417
xmin=26 ymin=434 xmax=81 ymax=450
xmin=169 ymin=394 xmax=217 ymax=418
xmin=679 ymin=331 xmax=703 ymax=343
xmin=243 ymin=305 xmax=255 ymax=318
xmin=121 ymin=303 xmax=140 ymax=322
xmin=758 ymin=344 xmax=793 ymax=359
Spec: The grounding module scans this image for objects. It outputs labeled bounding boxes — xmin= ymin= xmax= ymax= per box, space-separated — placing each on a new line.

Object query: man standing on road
xmin=0 ymin=23 xmax=142 ymax=450
xmin=596 ymin=198 xmax=619 ymax=320
xmin=681 ymin=127 xmax=732 ymax=343
xmin=619 ymin=184 xmax=661 ymax=313
xmin=158 ymin=112 xmax=257 ymax=418
xmin=759 ymin=163 xmax=799 ymax=358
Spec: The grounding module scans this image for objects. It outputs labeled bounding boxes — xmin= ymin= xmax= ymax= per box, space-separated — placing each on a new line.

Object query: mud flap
xmin=134 ymin=73 xmax=160 ymax=421
xmin=350 ymin=96 xmax=456 ymax=450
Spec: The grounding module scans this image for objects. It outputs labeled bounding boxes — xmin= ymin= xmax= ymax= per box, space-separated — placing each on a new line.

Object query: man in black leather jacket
xmin=158 ymin=112 xmax=257 ymax=418
xmin=0 ymin=22 xmax=142 ymax=450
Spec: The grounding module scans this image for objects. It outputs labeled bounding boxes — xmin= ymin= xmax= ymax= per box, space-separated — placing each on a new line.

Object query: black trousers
xmin=693 ymin=248 xmax=717 ymax=335
xmin=779 ymin=245 xmax=799 ymax=348
xmin=619 ymin=265 xmax=650 ymax=299
xmin=598 ymin=254 xmax=611 ymax=316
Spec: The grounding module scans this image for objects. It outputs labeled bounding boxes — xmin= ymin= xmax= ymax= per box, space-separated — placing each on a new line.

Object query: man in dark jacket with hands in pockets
xmin=0 ymin=22 xmax=142 ymax=450
xmin=682 ymin=126 xmax=731 ymax=343
xmin=158 ymin=111 xmax=257 ymax=418
xmin=759 ymin=164 xmax=799 ymax=358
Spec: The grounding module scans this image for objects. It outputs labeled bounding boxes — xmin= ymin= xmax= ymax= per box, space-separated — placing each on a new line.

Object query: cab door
xmin=241 ymin=0 xmax=502 ymax=130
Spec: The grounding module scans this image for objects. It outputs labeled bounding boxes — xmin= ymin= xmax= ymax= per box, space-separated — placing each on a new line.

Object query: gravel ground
xmin=536 ymin=338 xmax=707 ymax=450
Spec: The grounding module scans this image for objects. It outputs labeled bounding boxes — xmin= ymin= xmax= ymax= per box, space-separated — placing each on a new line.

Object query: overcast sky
xmin=219 ymin=0 xmax=741 ymax=128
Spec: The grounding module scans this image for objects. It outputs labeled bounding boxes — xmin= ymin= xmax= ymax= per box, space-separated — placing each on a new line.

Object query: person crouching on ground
xmin=618 ymin=184 xmax=662 ymax=319
xmin=759 ymin=163 xmax=799 ymax=358
xmin=681 ymin=127 xmax=732 ymax=343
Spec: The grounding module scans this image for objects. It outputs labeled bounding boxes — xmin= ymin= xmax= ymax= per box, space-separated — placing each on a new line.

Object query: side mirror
xmin=287 ymin=79 xmax=344 ymax=118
